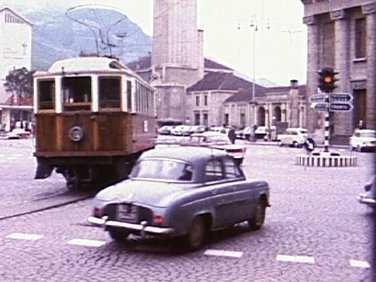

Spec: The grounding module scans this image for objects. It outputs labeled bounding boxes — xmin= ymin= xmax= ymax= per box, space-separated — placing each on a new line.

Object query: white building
xmin=0 ymin=7 xmax=32 ymax=131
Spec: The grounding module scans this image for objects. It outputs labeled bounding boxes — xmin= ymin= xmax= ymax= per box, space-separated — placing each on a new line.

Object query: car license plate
xmin=117 ymin=204 xmax=137 ymax=222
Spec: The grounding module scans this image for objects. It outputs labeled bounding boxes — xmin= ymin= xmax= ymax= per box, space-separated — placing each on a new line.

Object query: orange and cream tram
xmin=33 ymin=56 xmax=157 ymax=190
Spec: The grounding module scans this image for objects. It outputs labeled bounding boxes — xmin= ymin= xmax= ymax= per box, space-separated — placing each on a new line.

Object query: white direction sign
xmin=312 ymin=102 xmax=329 ymax=112
xmin=329 ymin=102 xmax=353 ymax=112
xmin=330 ymin=93 xmax=353 ymax=103
xmin=310 ymin=94 xmax=327 ymax=104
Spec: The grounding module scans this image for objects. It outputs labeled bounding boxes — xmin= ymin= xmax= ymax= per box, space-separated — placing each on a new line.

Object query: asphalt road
xmin=0 ymin=138 xmax=374 ymax=281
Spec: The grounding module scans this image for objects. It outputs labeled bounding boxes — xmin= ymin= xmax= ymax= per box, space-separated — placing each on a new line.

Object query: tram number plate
xmin=117 ymin=204 xmax=137 ymax=222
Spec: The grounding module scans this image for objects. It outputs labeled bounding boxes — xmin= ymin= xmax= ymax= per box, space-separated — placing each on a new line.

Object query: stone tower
xmin=152 ymin=0 xmax=204 ymax=123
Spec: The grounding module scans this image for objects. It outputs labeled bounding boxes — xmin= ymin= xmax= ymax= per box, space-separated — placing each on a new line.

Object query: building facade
xmin=0 ymin=7 xmax=33 ymax=131
xmin=302 ymin=0 xmax=376 ymax=144
xmin=151 ymin=0 xmax=204 ymax=124
xmin=128 ymin=0 xmax=307 ymax=131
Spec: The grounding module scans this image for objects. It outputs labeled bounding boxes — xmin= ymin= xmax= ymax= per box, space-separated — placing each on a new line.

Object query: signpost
xmin=329 ymin=93 xmax=353 ymax=103
xmin=309 ymin=94 xmax=327 ymax=104
xmin=312 ymin=102 xmax=329 ymax=112
xmin=329 ymin=102 xmax=353 ymax=112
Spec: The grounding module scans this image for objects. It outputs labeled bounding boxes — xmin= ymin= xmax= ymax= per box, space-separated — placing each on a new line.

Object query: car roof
xmin=140 ymin=146 xmax=228 ymax=163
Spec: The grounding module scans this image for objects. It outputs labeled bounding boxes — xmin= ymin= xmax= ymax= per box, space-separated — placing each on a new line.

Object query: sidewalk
xmin=241 ymin=139 xmax=350 ymax=149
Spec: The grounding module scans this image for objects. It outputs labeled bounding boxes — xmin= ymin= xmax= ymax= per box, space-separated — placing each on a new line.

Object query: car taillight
xmin=93 ymin=207 xmax=102 ymax=218
xmin=153 ymin=215 xmax=164 ymax=225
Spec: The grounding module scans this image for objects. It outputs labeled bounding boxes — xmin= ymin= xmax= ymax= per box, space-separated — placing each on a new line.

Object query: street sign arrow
xmin=310 ymin=94 xmax=327 ymax=103
xmin=312 ymin=102 xmax=329 ymax=112
xmin=330 ymin=93 xmax=353 ymax=103
xmin=329 ymin=102 xmax=353 ymax=112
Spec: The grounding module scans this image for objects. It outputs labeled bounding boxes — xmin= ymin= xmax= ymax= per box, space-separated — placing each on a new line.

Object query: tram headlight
xmin=68 ymin=126 xmax=84 ymax=142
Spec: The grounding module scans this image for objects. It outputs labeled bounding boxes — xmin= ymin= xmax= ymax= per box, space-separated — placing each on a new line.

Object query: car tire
xmin=108 ymin=227 xmax=130 ymax=242
xmin=235 ymin=158 xmax=243 ymax=166
xmin=292 ymin=141 xmax=298 ymax=148
xmin=248 ymin=199 xmax=266 ymax=231
xmin=185 ymin=217 xmax=207 ymax=250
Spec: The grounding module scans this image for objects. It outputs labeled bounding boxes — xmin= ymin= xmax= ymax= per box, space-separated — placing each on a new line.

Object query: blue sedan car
xmin=88 ymin=146 xmax=270 ymax=250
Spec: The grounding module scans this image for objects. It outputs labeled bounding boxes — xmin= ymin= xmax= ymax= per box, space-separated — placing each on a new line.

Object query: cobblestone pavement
xmin=0 ymin=139 xmax=374 ymax=281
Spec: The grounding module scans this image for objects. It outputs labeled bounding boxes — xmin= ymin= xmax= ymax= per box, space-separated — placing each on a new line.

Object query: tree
xmin=3 ymin=67 xmax=34 ymax=98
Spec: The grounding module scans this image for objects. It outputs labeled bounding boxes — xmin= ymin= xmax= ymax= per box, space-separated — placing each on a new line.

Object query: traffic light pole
xmin=324 ymin=92 xmax=330 ymax=152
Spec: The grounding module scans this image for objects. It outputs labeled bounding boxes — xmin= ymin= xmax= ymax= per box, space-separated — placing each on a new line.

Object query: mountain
xmin=21 ymin=7 xmax=151 ymax=70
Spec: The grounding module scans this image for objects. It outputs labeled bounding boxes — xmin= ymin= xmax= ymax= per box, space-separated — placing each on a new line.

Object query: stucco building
xmin=0 ymin=7 xmax=33 ymax=131
xmin=302 ymin=0 xmax=376 ymax=144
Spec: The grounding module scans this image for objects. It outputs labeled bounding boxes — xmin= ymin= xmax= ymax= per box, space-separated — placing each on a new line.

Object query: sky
xmin=3 ymin=0 xmax=307 ymax=86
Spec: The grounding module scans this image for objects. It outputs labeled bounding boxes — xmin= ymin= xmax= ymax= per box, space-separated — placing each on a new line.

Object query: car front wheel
xmin=185 ymin=217 xmax=206 ymax=250
xmin=248 ymin=200 xmax=266 ymax=230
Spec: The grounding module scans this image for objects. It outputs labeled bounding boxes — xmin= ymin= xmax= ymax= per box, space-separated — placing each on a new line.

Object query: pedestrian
xmin=303 ymin=137 xmax=316 ymax=155
xmin=228 ymin=127 xmax=236 ymax=144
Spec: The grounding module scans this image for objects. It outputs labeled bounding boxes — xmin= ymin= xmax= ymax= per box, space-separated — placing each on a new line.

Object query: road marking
xmin=204 ymin=249 xmax=243 ymax=258
xmin=276 ymin=255 xmax=315 ymax=264
xmin=67 ymin=239 xmax=106 ymax=248
xmin=349 ymin=259 xmax=370 ymax=269
xmin=6 ymin=232 xmax=43 ymax=241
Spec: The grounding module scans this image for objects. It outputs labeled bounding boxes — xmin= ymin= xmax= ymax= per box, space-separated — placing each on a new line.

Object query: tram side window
xmin=62 ymin=77 xmax=91 ymax=111
xmin=99 ymin=77 xmax=121 ymax=109
xmin=38 ymin=80 xmax=55 ymax=110
xmin=127 ymin=81 xmax=132 ymax=112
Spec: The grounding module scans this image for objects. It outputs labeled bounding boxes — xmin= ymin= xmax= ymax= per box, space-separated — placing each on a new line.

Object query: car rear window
xmin=130 ymin=159 xmax=193 ymax=181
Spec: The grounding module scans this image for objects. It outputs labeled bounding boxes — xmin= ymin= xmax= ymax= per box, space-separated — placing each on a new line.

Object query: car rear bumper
xmin=88 ymin=216 xmax=175 ymax=236
xmin=357 ymin=194 xmax=376 ymax=206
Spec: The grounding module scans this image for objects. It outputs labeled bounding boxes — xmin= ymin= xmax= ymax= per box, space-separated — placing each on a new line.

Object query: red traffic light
xmin=318 ymin=67 xmax=338 ymax=93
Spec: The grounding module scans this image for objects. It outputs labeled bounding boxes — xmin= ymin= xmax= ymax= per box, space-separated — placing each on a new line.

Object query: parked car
xmin=277 ymin=128 xmax=308 ymax=147
xmin=158 ymin=125 xmax=174 ymax=135
xmin=357 ymin=176 xmax=376 ymax=208
xmin=350 ymin=129 xmax=376 ymax=152
xmin=171 ymin=125 xmax=192 ymax=136
xmin=189 ymin=125 xmax=206 ymax=134
xmin=7 ymin=128 xmax=31 ymax=139
xmin=187 ymin=132 xmax=246 ymax=165
xmin=88 ymin=146 xmax=270 ymax=250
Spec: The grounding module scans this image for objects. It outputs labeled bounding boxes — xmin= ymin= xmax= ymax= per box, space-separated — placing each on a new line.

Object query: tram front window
xmin=63 ymin=77 xmax=91 ymax=111
xmin=99 ymin=77 xmax=121 ymax=109
xmin=38 ymin=80 xmax=55 ymax=110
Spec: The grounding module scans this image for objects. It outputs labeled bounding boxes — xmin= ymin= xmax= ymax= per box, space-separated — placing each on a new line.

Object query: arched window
xmin=257 ymin=107 xmax=266 ymax=126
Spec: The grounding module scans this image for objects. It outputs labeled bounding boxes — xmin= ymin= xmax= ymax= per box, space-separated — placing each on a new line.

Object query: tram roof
xmin=48 ymin=56 xmax=130 ymax=74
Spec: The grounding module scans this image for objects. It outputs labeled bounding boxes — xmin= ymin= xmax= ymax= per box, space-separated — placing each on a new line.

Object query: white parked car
xmin=171 ymin=125 xmax=192 ymax=136
xmin=350 ymin=129 xmax=376 ymax=152
xmin=277 ymin=128 xmax=308 ymax=147
xmin=186 ymin=132 xmax=246 ymax=165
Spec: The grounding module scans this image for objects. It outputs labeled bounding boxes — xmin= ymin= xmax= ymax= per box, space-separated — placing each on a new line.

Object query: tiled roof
xmin=187 ymin=72 xmax=265 ymax=93
xmin=126 ymin=56 xmax=233 ymax=72
xmin=204 ymin=58 xmax=232 ymax=71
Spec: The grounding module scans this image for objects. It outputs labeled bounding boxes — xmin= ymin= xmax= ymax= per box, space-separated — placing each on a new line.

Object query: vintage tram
xmin=33 ymin=56 xmax=157 ymax=190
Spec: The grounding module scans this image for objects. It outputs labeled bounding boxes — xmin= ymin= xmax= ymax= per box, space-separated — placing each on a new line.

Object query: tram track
xmin=0 ymin=193 xmax=95 ymax=222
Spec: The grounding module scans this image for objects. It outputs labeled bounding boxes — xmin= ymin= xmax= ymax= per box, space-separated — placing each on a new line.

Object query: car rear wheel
xmin=108 ymin=227 xmax=130 ymax=242
xmin=185 ymin=217 xmax=207 ymax=250
xmin=248 ymin=199 xmax=266 ymax=231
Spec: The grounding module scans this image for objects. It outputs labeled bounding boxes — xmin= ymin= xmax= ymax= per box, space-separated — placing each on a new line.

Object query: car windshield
xmin=130 ymin=159 xmax=193 ymax=181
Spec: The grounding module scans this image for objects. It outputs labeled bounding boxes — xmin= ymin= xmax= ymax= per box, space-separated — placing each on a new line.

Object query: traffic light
xmin=318 ymin=67 xmax=338 ymax=93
